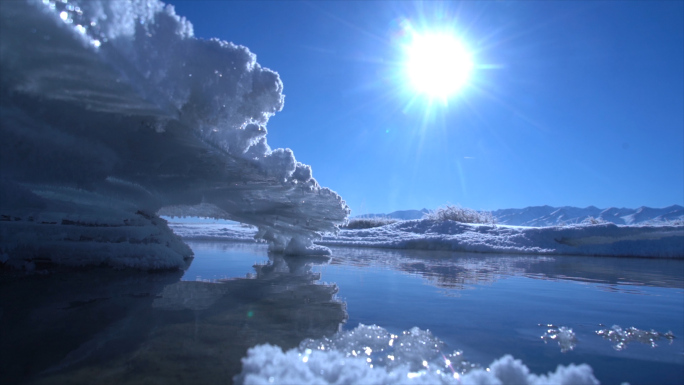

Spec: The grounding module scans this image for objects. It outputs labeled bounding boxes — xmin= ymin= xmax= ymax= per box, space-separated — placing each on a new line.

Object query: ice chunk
xmin=0 ymin=0 xmax=349 ymax=269
xmin=595 ymin=325 xmax=675 ymax=351
xmin=235 ymin=324 xmax=600 ymax=385
xmin=540 ymin=324 xmax=577 ymax=353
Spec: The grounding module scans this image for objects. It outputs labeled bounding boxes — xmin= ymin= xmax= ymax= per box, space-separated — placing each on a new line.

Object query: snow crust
xmin=319 ymin=220 xmax=684 ymax=258
xmin=0 ymin=0 xmax=349 ymax=269
xmin=235 ymin=324 xmax=600 ymax=385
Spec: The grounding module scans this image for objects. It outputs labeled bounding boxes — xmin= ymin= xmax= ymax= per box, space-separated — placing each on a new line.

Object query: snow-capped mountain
xmin=359 ymin=205 xmax=683 ymax=226
xmin=357 ymin=209 xmax=430 ymax=220
xmin=492 ymin=205 xmax=683 ymax=226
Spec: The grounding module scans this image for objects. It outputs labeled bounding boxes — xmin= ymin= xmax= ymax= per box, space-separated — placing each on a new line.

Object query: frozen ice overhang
xmin=0 ymin=0 xmax=349 ymax=269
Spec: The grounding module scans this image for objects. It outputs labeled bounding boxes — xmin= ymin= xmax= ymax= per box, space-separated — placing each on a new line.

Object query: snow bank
xmin=0 ymin=0 xmax=349 ymax=269
xmin=165 ymin=221 xmax=258 ymax=243
xmin=318 ymin=220 xmax=684 ymax=258
xmin=235 ymin=324 xmax=600 ymax=385
xmin=165 ymin=217 xmax=683 ymax=258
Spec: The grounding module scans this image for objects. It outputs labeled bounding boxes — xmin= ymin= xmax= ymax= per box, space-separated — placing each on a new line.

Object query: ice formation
xmin=540 ymin=324 xmax=577 ymax=353
xmin=595 ymin=325 xmax=675 ymax=351
xmin=0 ymin=0 xmax=349 ymax=269
xmin=1 ymin=252 xmax=348 ymax=383
xmin=235 ymin=324 xmax=600 ymax=385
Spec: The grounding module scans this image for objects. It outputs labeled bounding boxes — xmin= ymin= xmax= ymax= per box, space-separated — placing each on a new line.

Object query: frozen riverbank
xmin=169 ymin=219 xmax=683 ymax=259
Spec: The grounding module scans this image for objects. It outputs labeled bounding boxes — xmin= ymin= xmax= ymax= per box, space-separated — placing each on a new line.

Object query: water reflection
xmin=2 ymin=244 xmax=682 ymax=385
xmin=0 ymin=254 xmax=347 ymax=385
xmin=328 ymin=247 xmax=684 ymax=292
xmin=323 ymin=246 xmax=683 ymax=385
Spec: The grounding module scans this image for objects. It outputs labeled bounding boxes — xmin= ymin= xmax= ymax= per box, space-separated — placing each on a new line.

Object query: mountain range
xmin=357 ymin=205 xmax=684 ymax=226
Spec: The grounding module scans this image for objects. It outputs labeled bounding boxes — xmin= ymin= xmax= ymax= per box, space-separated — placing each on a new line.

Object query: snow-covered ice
xmin=168 ymin=218 xmax=683 ymax=258
xmin=0 ymin=0 xmax=349 ymax=269
xmin=319 ymin=220 xmax=684 ymax=258
xmin=235 ymin=324 xmax=600 ymax=385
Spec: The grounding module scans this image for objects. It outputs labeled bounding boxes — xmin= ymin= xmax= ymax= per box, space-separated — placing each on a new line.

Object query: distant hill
xmin=492 ymin=205 xmax=683 ymax=226
xmin=356 ymin=209 xmax=429 ymax=220
xmin=357 ymin=205 xmax=683 ymax=226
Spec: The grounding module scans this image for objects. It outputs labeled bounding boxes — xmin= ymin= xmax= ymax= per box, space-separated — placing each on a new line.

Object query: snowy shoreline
xmin=169 ymin=219 xmax=684 ymax=259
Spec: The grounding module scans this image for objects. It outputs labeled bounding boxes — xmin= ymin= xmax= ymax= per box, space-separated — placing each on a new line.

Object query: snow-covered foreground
xmin=236 ymin=325 xmax=599 ymax=385
xmin=169 ymin=219 xmax=684 ymax=259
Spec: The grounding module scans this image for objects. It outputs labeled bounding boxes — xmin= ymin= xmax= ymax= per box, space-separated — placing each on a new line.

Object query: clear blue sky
xmin=172 ymin=1 xmax=683 ymax=215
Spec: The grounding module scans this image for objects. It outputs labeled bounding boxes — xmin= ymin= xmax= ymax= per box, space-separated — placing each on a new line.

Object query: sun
xmin=405 ymin=32 xmax=473 ymax=100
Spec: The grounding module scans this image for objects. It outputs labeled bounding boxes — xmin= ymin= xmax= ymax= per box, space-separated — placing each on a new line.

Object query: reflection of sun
xmin=405 ymin=32 xmax=473 ymax=100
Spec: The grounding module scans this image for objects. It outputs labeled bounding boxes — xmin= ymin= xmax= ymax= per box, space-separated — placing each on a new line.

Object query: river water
xmin=1 ymin=241 xmax=682 ymax=384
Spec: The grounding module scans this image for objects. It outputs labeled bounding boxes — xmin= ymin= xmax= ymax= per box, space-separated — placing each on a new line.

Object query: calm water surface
xmin=1 ymin=241 xmax=682 ymax=385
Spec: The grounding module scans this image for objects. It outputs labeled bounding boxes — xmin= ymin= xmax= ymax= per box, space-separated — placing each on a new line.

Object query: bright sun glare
xmin=405 ymin=32 xmax=473 ymax=99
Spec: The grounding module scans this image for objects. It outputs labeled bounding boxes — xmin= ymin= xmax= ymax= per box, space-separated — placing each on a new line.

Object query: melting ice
xmin=596 ymin=325 xmax=675 ymax=351
xmin=540 ymin=324 xmax=577 ymax=353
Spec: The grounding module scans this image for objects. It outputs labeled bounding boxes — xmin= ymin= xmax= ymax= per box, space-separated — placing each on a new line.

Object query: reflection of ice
xmin=330 ymin=247 xmax=555 ymax=290
xmin=328 ymin=247 xmax=684 ymax=293
xmin=0 ymin=269 xmax=182 ymax=384
xmin=153 ymin=281 xmax=229 ymax=311
xmin=236 ymin=324 xmax=599 ymax=385
xmin=596 ymin=325 xmax=675 ymax=351
xmin=540 ymin=324 xmax=577 ymax=352
xmin=6 ymin=255 xmax=347 ymax=384
xmin=154 ymin=253 xmax=334 ymax=311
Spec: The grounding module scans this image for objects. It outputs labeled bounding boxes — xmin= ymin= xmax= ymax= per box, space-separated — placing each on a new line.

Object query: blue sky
xmin=172 ymin=1 xmax=683 ymax=215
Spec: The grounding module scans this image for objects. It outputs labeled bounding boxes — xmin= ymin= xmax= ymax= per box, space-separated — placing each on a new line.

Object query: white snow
xmin=0 ymin=0 xmax=349 ymax=269
xmin=167 ymin=217 xmax=683 ymax=258
xmin=234 ymin=324 xmax=600 ymax=385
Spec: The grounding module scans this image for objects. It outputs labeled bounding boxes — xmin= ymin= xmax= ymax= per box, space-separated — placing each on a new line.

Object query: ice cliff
xmin=0 ymin=0 xmax=349 ymax=270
